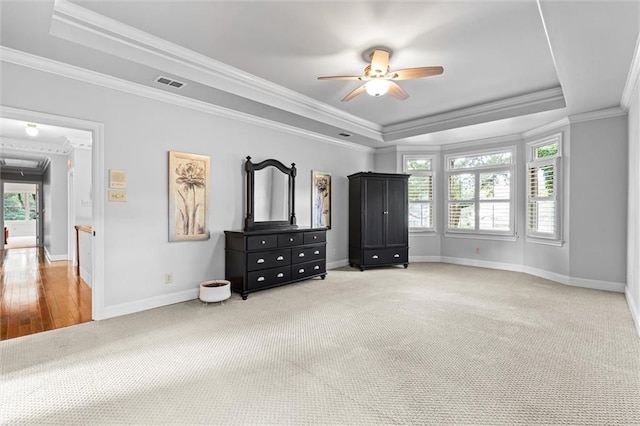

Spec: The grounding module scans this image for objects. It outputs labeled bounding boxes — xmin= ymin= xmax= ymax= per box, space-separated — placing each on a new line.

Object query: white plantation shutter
xmin=404 ymin=156 xmax=434 ymax=231
xmin=527 ymin=157 xmax=560 ymax=240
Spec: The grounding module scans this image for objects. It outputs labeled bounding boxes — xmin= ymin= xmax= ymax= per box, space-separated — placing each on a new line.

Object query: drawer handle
xmin=299 ymin=253 xmax=305 ymax=257
xmin=394 ymin=254 xmax=400 ymax=258
xmin=277 ymin=273 xmax=284 ymax=278
xmin=257 ymin=258 xmax=265 ymax=264
xmin=257 ymin=276 xmax=265 ymax=282
xmin=314 ymin=250 xmax=320 ymax=255
xmin=314 ymin=265 xmax=320 ymax=270
xmin=313 ymin=235 xmax=317 ymax=239
xmin=289 ymin=238 xmax=294 ymax=242
xmin=372 ymin=255 xmax=379 ymax=259
xmin=298 ymin=268 xmax=305 ymax=273
xmin=276 ymin=256 xmax=284 ymax=261
xmin=383 ymin=211 xmax=389 ymax=215
xmin=261 ymin=240 xmax=266 ymax=244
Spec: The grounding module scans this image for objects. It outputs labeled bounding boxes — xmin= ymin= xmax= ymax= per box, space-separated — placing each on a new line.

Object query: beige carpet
xmin=1 ymin=263 xmax=639 ymax=425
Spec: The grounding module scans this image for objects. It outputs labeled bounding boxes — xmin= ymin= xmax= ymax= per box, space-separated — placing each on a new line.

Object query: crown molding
xmin=383 ymin=87 xmax=566 ymax=142
xmin=50 ymin=0 xmax=382 ymax=142
xmin=0 ymin=136 xmax=72 ymax=155
xmin=621 ymin=33 xmax=640 ymax=111
xmin=441 ymin=134 xmax=521 ymax=152
xmin=0 ymin=47 xmax=374 ymax=154
xmin=521 ymin=117 xmax=570 ymax=139
xmin=568 ymin=107 xmax=627 ymax=124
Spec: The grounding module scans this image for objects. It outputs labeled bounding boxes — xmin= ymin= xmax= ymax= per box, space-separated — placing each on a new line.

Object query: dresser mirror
xmin=244 ymin=156 xmax=297 ymax=231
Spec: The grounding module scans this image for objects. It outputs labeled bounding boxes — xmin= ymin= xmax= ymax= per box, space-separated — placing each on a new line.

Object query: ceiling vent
xmin=155 ymin=76 xmax=186 ymax=89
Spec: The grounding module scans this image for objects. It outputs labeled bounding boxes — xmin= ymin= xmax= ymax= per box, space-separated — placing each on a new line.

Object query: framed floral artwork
xmin=169 ymin=151 xmax=210 ymax=241
xmin=311 ymin=170 xmax=331 ymax=229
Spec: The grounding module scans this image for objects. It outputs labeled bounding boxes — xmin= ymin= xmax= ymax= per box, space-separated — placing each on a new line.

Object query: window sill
xmin=526 ymin=237 xmax=564 ymax=247
xmin=444 ymin=232 xmax=517 ymax=242
xmin=409 ymin=229 xmax=437 ymax=236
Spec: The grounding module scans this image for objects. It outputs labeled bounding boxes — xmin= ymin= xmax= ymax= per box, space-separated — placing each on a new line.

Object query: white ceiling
xmin=0 ymin=0 xmax=638 ymax=150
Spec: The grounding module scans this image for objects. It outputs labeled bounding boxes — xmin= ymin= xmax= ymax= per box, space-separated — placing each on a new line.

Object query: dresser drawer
xmin=247 ymin=266 xmax=291 ymax=290
xmin=304 ymin=231 xmax=326 ymax=244
xmin=363 ymin=248 xmax=408 ymax=265
xmin=247 ymin=235 xmax=278 ymax=251
xmin=291 ymin=260 xmax=326 ymax=280
xmin=278 ymin=233 xmax=303 ymax=247
xmin=246 ymin=249 xmax=291 ymax=272
xmin=291 ymin=245 xmax=326 ymax=264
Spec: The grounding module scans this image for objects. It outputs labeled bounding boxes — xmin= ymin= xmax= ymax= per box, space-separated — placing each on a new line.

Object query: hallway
xmin=0 ymin=247 xmax=91 ymax=340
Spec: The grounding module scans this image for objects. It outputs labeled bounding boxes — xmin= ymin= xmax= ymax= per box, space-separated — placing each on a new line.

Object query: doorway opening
xmin=0 ymin=107 xmax=104 ymax=339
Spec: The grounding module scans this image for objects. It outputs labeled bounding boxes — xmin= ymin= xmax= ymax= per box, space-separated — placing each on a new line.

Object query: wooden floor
xmin=0 ymin=247 xmax=92 ymax=340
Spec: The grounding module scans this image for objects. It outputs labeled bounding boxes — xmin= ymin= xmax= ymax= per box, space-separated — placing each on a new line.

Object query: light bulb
xmin=365 ymin=79 xmax=391 ymax=97
xmin=25 ymin=123 xmax=39 ymax=137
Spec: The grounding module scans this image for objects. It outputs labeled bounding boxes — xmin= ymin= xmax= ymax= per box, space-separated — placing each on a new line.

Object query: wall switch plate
xmin=165 ymin=273 xmax=173 ymax=284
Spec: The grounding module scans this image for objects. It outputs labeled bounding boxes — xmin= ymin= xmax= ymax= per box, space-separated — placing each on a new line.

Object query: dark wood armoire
xmin=348 ymin=172 xmax=409 ymax=271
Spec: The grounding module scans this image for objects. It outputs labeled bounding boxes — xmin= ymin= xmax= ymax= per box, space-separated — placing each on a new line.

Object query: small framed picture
xmin=311 ymin=170 xmax=331 ymax=229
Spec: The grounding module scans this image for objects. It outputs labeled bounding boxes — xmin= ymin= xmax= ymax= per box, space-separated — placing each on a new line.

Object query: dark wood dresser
xmin=225 ymin=228 xmax=327 ymax=299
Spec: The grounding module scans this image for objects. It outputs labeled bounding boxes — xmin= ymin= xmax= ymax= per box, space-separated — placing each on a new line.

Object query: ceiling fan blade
xmin=387 ymin=81 xmax=409 ymax=100
xmin=341 ymin=84 xmax=367 ymax=102
xmin=370 ymin=49 xmax=390 ymax=75
xmin=317 ymin=75 xmax=363 ymax=81
xmin=390 ymin=66 xmax=444 ymax=80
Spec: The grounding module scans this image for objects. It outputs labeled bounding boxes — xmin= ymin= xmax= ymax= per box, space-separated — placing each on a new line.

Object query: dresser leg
xmin=242 ymin=294 xmax=248 ymax=300
xmin=404 ymin=263 xmax=408 ymax=269
xmin=321 ymin=273 xmax=326 ymax=280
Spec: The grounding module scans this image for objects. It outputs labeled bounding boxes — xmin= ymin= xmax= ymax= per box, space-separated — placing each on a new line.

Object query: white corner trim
xmin=44 ymin=247 xmax=68 ymax=262
xmin=521 ymin=118 xmax=570 ymax=139
xmin=625 ymin=286 xmax=640 ymax=337
xmin=102 ymin=288 xmax=199 ymax=320
xmin=569 ymin=107 xmax=627 ymax=124
xmin=621 ymin=34 xmax=640 ymax=111
xmin=0 ymin=47 xmax=374 ymax=154
xmin=50 ymin=0 xmax=382 ymax=141
xmin=383 ymin=87 xmax=565 ymax=141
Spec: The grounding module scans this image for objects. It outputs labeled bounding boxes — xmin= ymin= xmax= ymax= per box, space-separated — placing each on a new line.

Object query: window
xmin=527 ymin=134 xmax=562 ymax=242
xmin=445 ymin=148 xmax=514 ymax=236
xmin=3 ymin=192 xmax=36 ymax=221
xmin=404 ymin=155 xmax=434 ymax=231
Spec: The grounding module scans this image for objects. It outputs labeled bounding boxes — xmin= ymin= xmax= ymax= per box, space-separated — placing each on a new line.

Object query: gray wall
xmin=569 ymin=116 xmax=628 ymax=283
xmin=628 ymin=80 xmax=640 ymax=331
xmin=1 ymin=61 xmax=373 ymax=310
xmin=42 ymin=154 xmax=69 ymax=259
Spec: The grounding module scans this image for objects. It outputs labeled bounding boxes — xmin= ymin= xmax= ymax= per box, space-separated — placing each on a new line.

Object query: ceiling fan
xmin=317 ymin=48 xmax=444 ymax=102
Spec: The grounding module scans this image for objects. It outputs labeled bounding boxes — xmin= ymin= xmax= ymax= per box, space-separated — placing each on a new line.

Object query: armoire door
xmin=385 ymin=178 xmax=408 ymax=247
xmin=363 ymin=177 xmax=385 ymax=248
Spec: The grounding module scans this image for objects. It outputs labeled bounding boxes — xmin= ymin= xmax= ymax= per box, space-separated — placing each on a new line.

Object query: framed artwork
xmin=311 ymin=170 xmax=331 ymax=229
xmin=169 ymin=151 xmax=210 ymax=241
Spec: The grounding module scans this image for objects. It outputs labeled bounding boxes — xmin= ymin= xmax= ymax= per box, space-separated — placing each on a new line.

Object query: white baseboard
xmin=409 ymin=256 xmax=625 ymax=293
xmin=102 ymin=288 xmax=199 ymax=320
xmin=44 ymin=247 xmax=68 ymax=262
xmin=625 ymin=286 xmax=640 ymax=337
xmin=327 ymin=259 xmax=350 ymax=270
xmin=409 ymin=255 xmax=441 ymax=263
xmin=441 ymin=256 xmax=523 ymax=273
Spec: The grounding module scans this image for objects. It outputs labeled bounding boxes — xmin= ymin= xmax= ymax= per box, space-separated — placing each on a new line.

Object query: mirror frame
xmin=244 ymin=156 xmax=297 ymax=231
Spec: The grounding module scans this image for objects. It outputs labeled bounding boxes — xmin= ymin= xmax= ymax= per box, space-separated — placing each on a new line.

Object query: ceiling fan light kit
xmin=318 ymin=48 xmax=444 ymax=102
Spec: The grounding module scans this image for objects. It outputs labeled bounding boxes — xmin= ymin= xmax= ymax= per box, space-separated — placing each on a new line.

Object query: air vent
xmin=155 ymin=76 xmax=186 ymax=89
xmin=338 ymin=132 xmax=351 ymax=137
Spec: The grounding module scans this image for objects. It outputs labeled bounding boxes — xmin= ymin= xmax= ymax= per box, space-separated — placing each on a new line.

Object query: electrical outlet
xmin=475 ymin=247 xmax=480 ymax=254
xmin=165 ymin=273 xmax=173 ymax=284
